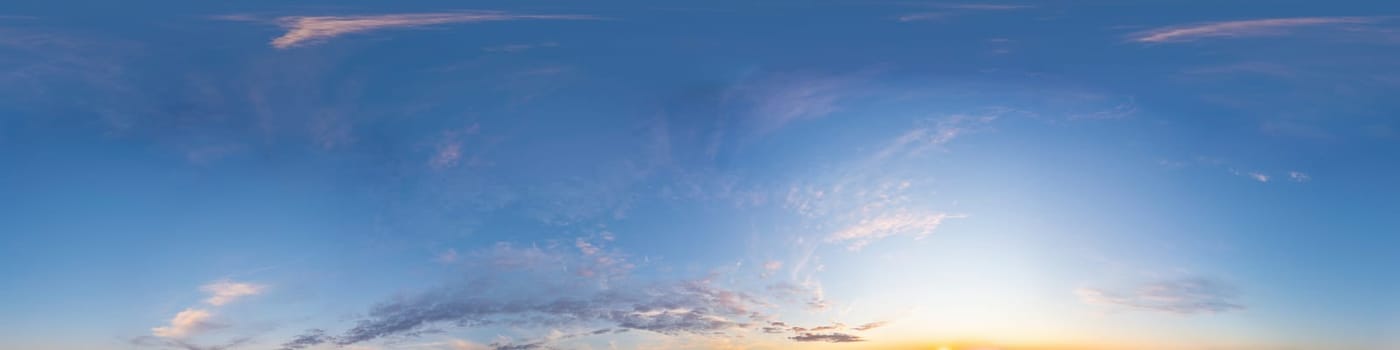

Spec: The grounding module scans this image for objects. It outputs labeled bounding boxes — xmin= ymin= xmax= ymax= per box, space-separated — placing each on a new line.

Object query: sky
xmin=1 ymin=1 xmax=1399 ymax=350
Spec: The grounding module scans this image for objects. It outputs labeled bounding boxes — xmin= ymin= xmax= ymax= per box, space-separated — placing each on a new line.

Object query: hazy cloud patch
xmin=1078 ymin=278 xmax=1245 ymax=314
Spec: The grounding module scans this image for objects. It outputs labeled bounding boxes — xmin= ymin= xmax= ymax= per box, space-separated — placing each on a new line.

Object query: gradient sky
xmin=3 ymin=1 xmax=1399 ymax=350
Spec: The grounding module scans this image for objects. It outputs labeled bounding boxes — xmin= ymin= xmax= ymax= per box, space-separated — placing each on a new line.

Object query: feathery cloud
xmin=265 ymin=12 xmax=595 ymax=49
xmin=728 ymin=72 xmax=876 ymax=135
xmin=828 ymin=211 xmax=964 ymax=250
xmin=201 ymin=280 xmax=266 ymax=306
xmin=876 ymin=113 xmax=999 ymax=159
xmin=1131 ymin=17 xmax=1376 ymax=43
xmin=1077 ymin=278 xmax=1245 ymax=314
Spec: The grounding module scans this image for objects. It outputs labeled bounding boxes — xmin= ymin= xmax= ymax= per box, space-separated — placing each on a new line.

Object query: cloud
xmin=936 ymin=3 xmax=1032 ymax=10
xmin=484 ymin=42 xmax=559 ymax=53
xmin=897 ymin=3 xmax=1030 ymax=22
xmin=1077 ymin=278 xmax=1245 ymax=314
xmin=320 ymin=279 xmax=764 ymax=346
xmin=728 ymin=72 xmax=871 ymax=134
xmin=896 ymin=12 xmax=948 ymax=22
xmin=283 ymin=240 xmax=770 ymax=347
xmin=1248 ymin=172 xmax=1270 ymax=183
xmin=766 ymin=281 xmax=828 ymax=311
xmin=132 ymin=335 xmax=254 ymax=350
xmin=278 ymin=329 xmax=331 ymax=350
xmin=201 ymin=280 xmax=266 ymax=306
xmin=449 ymin=339 xmax=491 ymax=350
xmin=789 ymin=332 xmax=864 ymax=343
xmin=876 ymin=112 xmax=999 ymax=159
xmin=1130 ymin=17 xmax=1376 ymax=43
xmin=264 ymin=12 xmax=596 ymax=49
xmin=827 ymin=211 xmax=964 ymax=250
xmin=1228 ymin=168 xmax=1271 ymax=183
xmin=151 ymin=308 xmax=220 ymax=338
xmin=760 ymin=260 xmax=783 ymax=278
xmin=852 ymin=321 xmax=889 ymax=331
xmin=430 ymin=141 xmax=464 ymax=169
xmin=1069 ymin=99 xmax=1136 ymax=120
xmin=437 ymin=249 xmax=461 ymax=263
xmin=1289 ymin=171 xmax=1311 ymax=182
xmin=146 ymin=280 xmax=267 ymax=345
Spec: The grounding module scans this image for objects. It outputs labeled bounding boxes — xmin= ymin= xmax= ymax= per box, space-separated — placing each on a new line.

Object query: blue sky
xmin=2 ymin=1 xmax=1399 ymax=349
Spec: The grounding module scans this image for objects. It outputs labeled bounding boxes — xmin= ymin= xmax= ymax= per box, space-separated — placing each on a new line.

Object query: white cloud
xmin=1248 ymin=172 xmax=1270 ymax=183
xmin=265 ymin=12 xmax=595 ymax=49
xmin=151 ymin=308 xmax=217 ymax=338
xmin=1289 ymin=171 xmax=1311 ymax=182
xmin=1131 ymin=17 xmax=1375 ymax=43
xmin=1228 ymin=168 xmax=1271 ymax=183
xmin=201 ymin=280 xmax=266 ymax=306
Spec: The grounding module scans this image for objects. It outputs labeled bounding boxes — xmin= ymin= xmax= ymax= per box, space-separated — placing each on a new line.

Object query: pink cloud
xmin=268 ymin=12 xmax=596 ymax=49
xmin=1131 ymin=17 xmax=1375 ymax=43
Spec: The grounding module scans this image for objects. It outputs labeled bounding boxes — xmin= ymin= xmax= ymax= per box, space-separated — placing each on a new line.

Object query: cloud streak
xmin=1131 ymin=17 xmax=1376 ymax=43
xmin=200 ymin=280 xmax=266 ymax=306
xmin=789 ymin=332 xmax=864 ymax=342
xmin=266 ymin=12 xmax=596 ymax=48
xmin=1077 ymin=278 xmax=1245 ymax=314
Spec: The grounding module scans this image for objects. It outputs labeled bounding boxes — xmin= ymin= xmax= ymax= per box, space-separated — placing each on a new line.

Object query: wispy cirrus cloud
xmin=828 ymin=211 xmax=964 ymax=250
xmin=1077 ymin=278 xmax=1245 ymax=314
xmin=1130 ymin=17 xmax=1377 ymax=43
xmin=729 ymin=72 xmax=866 ymax=134
xmin=249 ymin=11 xmax=596 ymax=49
xmin=875 ymin=112 xmax=1000 ymax=159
